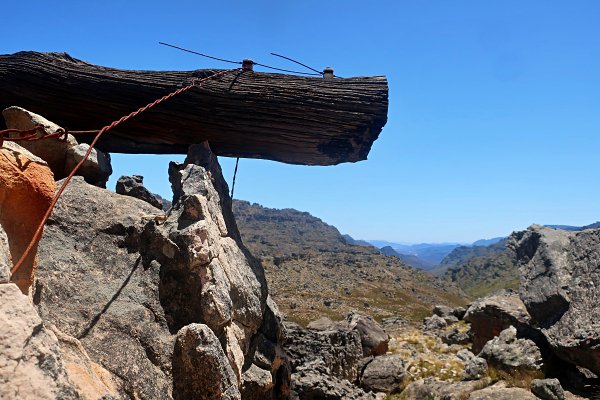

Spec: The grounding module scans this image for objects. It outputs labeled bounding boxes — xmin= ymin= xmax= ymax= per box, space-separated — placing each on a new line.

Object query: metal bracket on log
xmin=0 ymin=51 xmax=388 ymax=166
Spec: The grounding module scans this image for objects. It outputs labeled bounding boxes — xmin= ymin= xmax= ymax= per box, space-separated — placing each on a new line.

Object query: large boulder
xmin=0 ymin=140 xmax=56 ymax=293
xmin=358 ymin=354 xmax=405 ymax=394
xmin=2 ymin=106 xmax=77 ymax=177
xmin=290 ymin=360 xmax=378 ymax=400
xmin=479 ymin=326 xmax=543 ymax=373
xmin=33 ymin=142 xmax=287 ymax=399
xmin=530 ymin=378 xmax=566 ymax=400
xmin=116 ymin=175 xmax=163 ymax=210
xmin=346 ymin=312 xmax=389 ymax=357
xmin=464 ymin=289 xmax=534 ymax=353
xmin=2 ymin=106 xmax=112 ymax=187
xmin=510 ymin=225 xmax=600 ymax=375
xmin=284 ymin=321 xmax=362 ymax=382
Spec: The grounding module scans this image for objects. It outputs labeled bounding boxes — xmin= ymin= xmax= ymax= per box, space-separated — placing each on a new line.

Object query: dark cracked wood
xmin=0 ymin=51 xmax=388 ymax=165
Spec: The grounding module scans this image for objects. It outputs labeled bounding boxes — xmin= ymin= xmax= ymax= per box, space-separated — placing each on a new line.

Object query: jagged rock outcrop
xmin=116 ymin=175 xmax=164 ymax=210
xmin=464 ymin=289 xmax=534 ymax=353
xmin=510 ymin=225 xmax=600 ymax=375
xmin=479 ymin=326 xmax=543 ymax=373
xmin=2 ymin=106 xmax=112 ymax=187
xmin=0 ymin=140 xmax=56 ymax=293
xmin=33 ymin=142 xmax=288 ymax=399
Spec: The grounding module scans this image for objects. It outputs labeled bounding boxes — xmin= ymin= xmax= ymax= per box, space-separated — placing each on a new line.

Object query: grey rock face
xmin=457 ymin=349 xmax=488 ymax=380
xmin=510 ymin=225 xmax=600 ymax=375
xmin=284 ymin=322 xmax=362 ymax=382
xmin=116 ymin=175 xmax=163 ymax=209
xmin=464 ymin=289 xmax=534 ymax=353
xmin=346 ymin=312 xmax=390 ymax=357
xmin=35 ymin=176 xmax=174 ymax=399
xmin=0 ymin=224 xmax=11 ymax=283
xmin=173 ymin=324 xmax=241 ymax=400
xmin=0 ymin=283 xmax=80 ymax=400
xmin=359 ymin=354 xmax=404 ymax=394
xmin=34 ymin=143 xmax=287 ymax=399
xmin=64 ymin=143 xmax=112 ymax=188
xmin=530 ymin=378 xmax=565 ymax=400
xmin=479 ymin=326 xmax=543 ymax=372
xmin=291 ymin=360 xmax=377 ymax=400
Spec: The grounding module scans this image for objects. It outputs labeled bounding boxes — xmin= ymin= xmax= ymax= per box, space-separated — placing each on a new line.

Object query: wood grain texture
xmin=0 ymin=52 xmax=388 ymax=165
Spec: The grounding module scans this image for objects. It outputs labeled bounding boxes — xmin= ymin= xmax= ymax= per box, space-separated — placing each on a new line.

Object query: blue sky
xmin=2 ymin=1 xmax=599 ymax=243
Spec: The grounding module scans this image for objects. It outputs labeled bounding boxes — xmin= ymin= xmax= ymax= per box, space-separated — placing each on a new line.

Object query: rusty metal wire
xmin=9 ymin=67 xmax=240 ymax=277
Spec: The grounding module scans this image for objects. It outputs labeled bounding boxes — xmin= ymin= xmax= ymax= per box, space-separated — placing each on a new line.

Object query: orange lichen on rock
xmin=0 ymin=141 xmax=56 ymax=294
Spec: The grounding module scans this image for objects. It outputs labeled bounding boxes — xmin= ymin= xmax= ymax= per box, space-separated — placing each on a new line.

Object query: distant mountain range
xmin=343 ymin=235 xmax=506 ymax=271
xmin=233 ymin=201 xmax=468 ymax=324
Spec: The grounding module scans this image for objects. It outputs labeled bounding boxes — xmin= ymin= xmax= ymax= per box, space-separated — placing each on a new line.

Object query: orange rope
xmin=9 ymin=68 xmax=240 ymax=276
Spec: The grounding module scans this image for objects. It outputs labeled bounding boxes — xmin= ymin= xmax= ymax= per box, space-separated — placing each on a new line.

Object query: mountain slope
xmin=233 ymin=200 xmax=468 ymax=325
xmin=439 ymin=239 xmax=519 ymax=297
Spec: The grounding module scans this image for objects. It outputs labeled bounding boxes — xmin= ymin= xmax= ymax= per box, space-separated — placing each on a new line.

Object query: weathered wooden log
xmin=0 ymin=51 xmax=388 ymax=165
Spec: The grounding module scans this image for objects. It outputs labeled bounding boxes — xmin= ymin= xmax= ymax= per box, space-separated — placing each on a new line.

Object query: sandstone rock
xmin=346 ymin=312 xmax=390 ymax=356
xmin=284 ymin=321 xmax=362 ymax=382
xmin=116 ymin=175 xmax=163 ymax=209
xmin=464 ymin=289 xmax=534 ymax=353
xmin=453 ymin=306 xmax=467 ymax=320
xmin=3 ymin=106 xmax=112 ymax=187
xmin=468 ymin=381 xmax=538 ymax=399
xmin=433 ymin=304 xmax=459 ymax=324
xmin=2 ymin=106 xmax=77 ymax=177
xmin=0 ymin=140 xmax=56 ymax=293
xmin=64 ymin=143 xmax=112 ymax=188
xmin=423 ymin=314 xmax=447 ymax=331
xmin=400 ymin=377 xmax=492 ymax=399
xmin=530 ymin=378 xmax=565 ymax=400
xmin=173 ymin=324 xmax=241 ymax=400
xmin=241 ymin=363 xmax=274 ymax=400
xmin=442 ymin=328 xmax=470 ymax=345
xmin=457 ymin=349 xmax=488 ymax=380
xmin=479 ymin=326 xmax=543 ymax=372
xmin=359 ymin=354 xmax=404 ymax=393
xmin=49 ymin=325 xmax=119 ymax=399
xmin=510 ymin=225 xmax=600 ymax=375
xmin=0 ymin=283 xmax=80 ymax=400
xmin=307 ymin=316 xmax=338 ymax=331
xmin=0 ymin=224 xmax=11 ymax=283
xmin=291 ymin=360 xmax=377 ymax=400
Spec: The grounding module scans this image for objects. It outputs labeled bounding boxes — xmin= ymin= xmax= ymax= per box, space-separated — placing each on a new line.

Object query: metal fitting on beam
xmin=242 ymin=59 xmax=254 ymax=71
